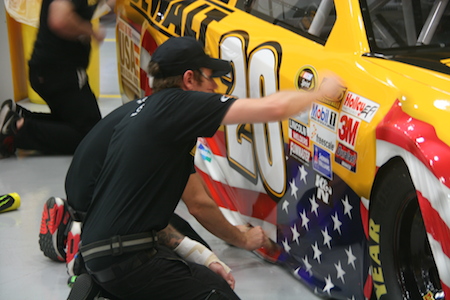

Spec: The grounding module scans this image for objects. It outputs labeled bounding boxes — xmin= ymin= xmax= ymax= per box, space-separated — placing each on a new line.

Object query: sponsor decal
xmin=117 ymin=17 xmax=141 ymax=97
xmin=289 ymin=140 xmax=311 ymax=165
xmin=295 ymin=66 xmax=317 ymax=91
xmin=313 ymin=145 xmax=332 ymax=179
xmin=198 ymin=144 xmax=212 ymax=162
xmin=335 ymin=143 xmax=357 ymax=172
xmin=423 ymin=291 xmax=435 ymax=300
xmin=310 ymin=123 xmax=336 ymax=153
xmin=338 ymin=112 xmax=361 ymax=149
xmin=315 ymin=174 xmax=333 ymax=205
xmin=342 ymin=92 xmax=379 ymax=122
xmin=310 ymin=103 xmax=338 ymax=131
xmin=289 ymin=119 xmax=309 ymax=147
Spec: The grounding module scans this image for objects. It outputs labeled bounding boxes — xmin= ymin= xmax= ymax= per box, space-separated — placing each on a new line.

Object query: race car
xmin=114 ymin=0 xmax=450 ymax=299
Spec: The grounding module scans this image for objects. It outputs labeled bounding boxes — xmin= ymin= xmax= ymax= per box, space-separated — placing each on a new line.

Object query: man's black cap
xmin=151 ymin=36 xmax=231 ymax=78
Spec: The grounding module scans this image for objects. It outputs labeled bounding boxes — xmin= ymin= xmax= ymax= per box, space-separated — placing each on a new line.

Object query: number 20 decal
xmin=219 ymin=32 xmax=287 ymax=201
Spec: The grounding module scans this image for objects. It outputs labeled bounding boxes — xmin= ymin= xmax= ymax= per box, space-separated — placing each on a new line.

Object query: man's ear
xmin=182 ymin=70 xmax=196 ymax=91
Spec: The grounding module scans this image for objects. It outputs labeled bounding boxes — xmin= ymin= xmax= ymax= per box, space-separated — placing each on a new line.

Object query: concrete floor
xmin=0 ymin=15 xmax=324 ymax=300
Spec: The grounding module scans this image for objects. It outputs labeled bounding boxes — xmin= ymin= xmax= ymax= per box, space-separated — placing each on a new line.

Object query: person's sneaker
xmin=0 ymin=193 xmax=21 ymax=213
xmin=66 ymin=221 xmax=82 ymax=276
xmin=39 ymin=197 xmax=71 ymax=262
xmin=66 ymin=273 xmax=101 ymax=300
xmin=1 ymin=99 xmax=25 ymax=118
xmin=0 ymin=109 xmax=20 ymax=136
xmin=0 ymin=108 xmax=20 ymax=158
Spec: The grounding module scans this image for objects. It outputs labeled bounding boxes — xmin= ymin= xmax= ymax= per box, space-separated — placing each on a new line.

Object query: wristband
xmin=174 ymin=236 xmax=231 ymax=273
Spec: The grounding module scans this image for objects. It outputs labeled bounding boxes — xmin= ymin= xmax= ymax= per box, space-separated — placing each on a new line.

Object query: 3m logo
xmin=441 ymin=58 xmax=450 ymax=67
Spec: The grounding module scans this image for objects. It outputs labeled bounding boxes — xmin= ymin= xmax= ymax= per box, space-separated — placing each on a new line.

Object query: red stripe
xmin=376 ymin=100 xmax=450 ymax=188
xmin=363 ymin=274 xmax=373 ymax=300
xmin=360 ymin=201 xmax=369 ymax=239
xmin=202 ymin=132 xmax=227 ymax=157
xmin=416 ymin=191 xmax=450 ymax=259
xmin=197 ymin=168 xmax=277 ymax=225
xmin=140 ymin=69 xmax=152 ymax=95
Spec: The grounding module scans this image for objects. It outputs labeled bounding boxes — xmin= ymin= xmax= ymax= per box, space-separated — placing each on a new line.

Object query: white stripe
xmin=376 ymin=140 xmax=450 ymax=229
xmin=376 ymin=139 xmax=450 ymax=288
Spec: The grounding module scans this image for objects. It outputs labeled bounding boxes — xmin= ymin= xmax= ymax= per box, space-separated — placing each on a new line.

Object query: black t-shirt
xmin=65 ymin=98 xmax=144 ymax=214
xmin=29 ymin=0 xmax=98 ymax=68
xmin=82 ymin=89 xmax=236 ymax=246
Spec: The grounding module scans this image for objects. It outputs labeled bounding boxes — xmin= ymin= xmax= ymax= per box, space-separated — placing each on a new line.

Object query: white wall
xmin=0 ymin=3 xmax=15 ymax=101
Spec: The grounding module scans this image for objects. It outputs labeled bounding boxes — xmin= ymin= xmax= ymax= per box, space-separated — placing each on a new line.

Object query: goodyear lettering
xmin=310 ymin=103 xmax=337 ymax=130
xmin=369 ymin=218 xmax=387 ymax=299
xmin=370 ymin=245 xmax=381 ymax=265
xmin=315 ymin=174 xmax=332 ymax=204
xmin=338 ymin=113 xmax=360 ymax=148
xmin=369 ymin=218 xmax=380 ymax=243
xmin=373 ymin=280 xmax=388 ymax=299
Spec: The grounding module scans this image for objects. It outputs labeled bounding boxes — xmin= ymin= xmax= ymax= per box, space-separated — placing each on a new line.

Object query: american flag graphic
xmin=195 ymin=133 xmax=371 ymax=300
xmin=277 ymin=155 xmax=369 ymax=300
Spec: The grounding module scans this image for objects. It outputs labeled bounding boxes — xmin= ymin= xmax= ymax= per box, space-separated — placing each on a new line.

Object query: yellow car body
xmin=115 ymin=0 xmax=450 ymax=299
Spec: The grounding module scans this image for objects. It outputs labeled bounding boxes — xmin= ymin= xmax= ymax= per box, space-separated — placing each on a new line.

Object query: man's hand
xmin=92 ymin=26 xmax=106 ymax=43
xmin=236 ymin=224 xmax=266 ymax=251
xmin=318 ymin=73 xmax=346 ymax=102
xmin=209 ymin=262 xmax=235 ymax=289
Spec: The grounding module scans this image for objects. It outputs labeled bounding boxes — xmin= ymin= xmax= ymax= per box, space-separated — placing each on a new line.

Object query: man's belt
xmin=88 ymin=249 xmax=157 ymax=283
xmin=80 ymin=231 xmax=158 ymax=262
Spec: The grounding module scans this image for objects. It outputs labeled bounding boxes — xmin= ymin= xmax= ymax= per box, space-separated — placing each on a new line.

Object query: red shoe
xmin=39 ymin=197 xmax=70 ymax=262
xmin=66 ymin=221 xmax=82 ymax=276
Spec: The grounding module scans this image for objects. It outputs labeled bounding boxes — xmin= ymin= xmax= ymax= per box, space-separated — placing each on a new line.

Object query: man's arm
xmin=48 ymin=0 xmax=105 ymax=42
xmin=182 ymin=173 xmax=267 ymax=251
xmin=157 ymin=224 xmax=235 ymax=289
xmin=222 ymin=74 xmax=344 ymax=125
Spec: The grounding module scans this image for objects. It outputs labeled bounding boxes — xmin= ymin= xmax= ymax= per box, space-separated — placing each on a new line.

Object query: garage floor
xmin=0 ymin=15 xmax=322 ymax=300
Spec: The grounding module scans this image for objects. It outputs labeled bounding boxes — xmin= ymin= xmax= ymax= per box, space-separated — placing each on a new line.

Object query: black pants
xmin=16 ymin=64 xmax=102 ymax=154
xmin=92 ymin=246 xmax=240 ymax=300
